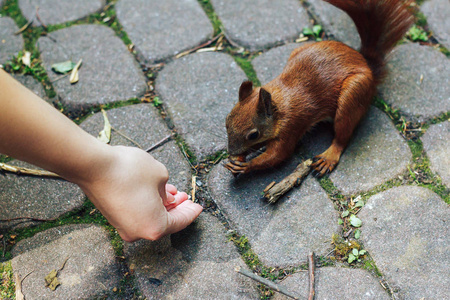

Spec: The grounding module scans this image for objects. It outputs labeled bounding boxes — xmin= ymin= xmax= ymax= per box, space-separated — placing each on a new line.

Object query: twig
xmin=0 ymin=162 xmax=61 ymax=178
xmin=308 ymin=252 xmax=315 ymax=300
xmin=14 ymin=19 xmax=33 ymax=35
xmin=111 ymin=126 xmax=143 ymax=149
xmin=35 ymin=7 xmax=47 ymax=29
xmin=191 ymin=175 xmax=197 ymax=203
xmin=264 ymin=159 xmax=312 ymax=203
xmin=175 ymin=33 xmax=223 ymax=59
xmin=145 ymin=134 xmax=174 ymax=153
xmin=1 ymin=216 xmax=54 ymax=222
xmin=50 ymin=73 xmax=69 ymax=83
xmin=15 ymin=270 xmax=34 ymax=300
xmin=235 ymin=266 xmax=299 ymax=300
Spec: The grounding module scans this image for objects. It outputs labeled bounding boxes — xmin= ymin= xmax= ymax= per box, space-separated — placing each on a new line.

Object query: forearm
xmin=0 ymin=69 xmax=110 ymax=184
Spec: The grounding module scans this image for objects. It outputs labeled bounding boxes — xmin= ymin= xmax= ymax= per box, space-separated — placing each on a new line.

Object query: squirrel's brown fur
xmin=225 ymin=0 xmax=414 ymax=176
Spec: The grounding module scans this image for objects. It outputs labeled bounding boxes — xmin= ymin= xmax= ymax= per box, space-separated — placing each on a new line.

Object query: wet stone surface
xmin=307 ymin=0 xmax=360 ymax=49
xmin=11 ymin=224 xmax=121 ymax=300
xmin=359 ymin=186 xmax=450 ymax=299
xmin=0 ymin=160 xmax=84 ymax=231
xmin=310 ymin=107 xmax=411 ymax=195
xmin=421 ymin=0 xmax=450 ymax=49
xmin=38 ymin=24 xmax=147 ymax=114
xmin=210 ymin=0 xmax=309 ymax=51
xmin=209 ymin=158 xmax=338 ymax=267
xmin=19 ymin=0 xmax=105 ymax=26
xmin=116 ymin=0 xmax=213 ymax=64
xmin=379 ymin=43 xmax=450 ymax=120
xmin=125 ymin=213 xmax=258 ymax=299
xmin=156 ymin=52 xmax=247 ymax=160
xmin=79 ymin=104 xmax=191 ymax=190
xmin=0 ymin=17 xmax=24 ymax=64
xmin=421 ymin=121 xmax=450 ymax=187
xmin=273 ymin=267 xmax=389 ymax=300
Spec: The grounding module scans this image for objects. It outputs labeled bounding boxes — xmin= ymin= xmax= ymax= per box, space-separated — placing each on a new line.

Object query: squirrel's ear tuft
xmin=239 ymin=81 xmax=253 ymax=102
xmin=258 ymin=88 xmax=273 ymax=116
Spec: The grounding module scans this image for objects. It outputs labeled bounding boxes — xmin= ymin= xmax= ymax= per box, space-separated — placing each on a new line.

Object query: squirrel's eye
xmin=246 ymin=129 xmax=259 ymax=141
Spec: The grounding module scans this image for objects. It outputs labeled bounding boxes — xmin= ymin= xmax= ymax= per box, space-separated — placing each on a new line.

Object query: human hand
xmin=76 ymin=145 xmax=203 ymax=242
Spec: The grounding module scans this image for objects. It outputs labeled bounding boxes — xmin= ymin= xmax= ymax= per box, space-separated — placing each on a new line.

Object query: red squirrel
xmin=225 ymin=0 xmax=414 ymax=177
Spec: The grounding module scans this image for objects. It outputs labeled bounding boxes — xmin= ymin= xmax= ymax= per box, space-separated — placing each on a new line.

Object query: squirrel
xmin=225 ymin=0 xmax=415 ymax=177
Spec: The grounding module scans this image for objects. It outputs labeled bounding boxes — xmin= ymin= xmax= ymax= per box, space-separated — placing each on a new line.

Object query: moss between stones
xmin=0 ymin=261 xmax=15 ymax=299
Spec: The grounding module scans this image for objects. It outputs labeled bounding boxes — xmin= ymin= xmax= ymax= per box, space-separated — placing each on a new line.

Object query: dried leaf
xmin=15 ymin=274 xmax=24 ymax=300
xmin=69 ymin=59 xmax=82 ymax=84
xmin=44 ymin=269 xmax=61 ymax=291
xmin=97 ymin=109 xmax=111 ymax=144
xmin=51 ymin=61 xmax=76 ymax=74
xmin=22 ymin=51 xmax=31 ymax=67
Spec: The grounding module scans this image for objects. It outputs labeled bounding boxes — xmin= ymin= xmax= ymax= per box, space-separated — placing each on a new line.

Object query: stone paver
xmin=19 ymin=0 xmax=105 ymax=26
xmin=209 ymin=160 xmax=338 ymax=267
xmin=11 ymin=224 xmax=121 ymax=299
xmin=211 ymin=0 xmax=309 ymax=51
xmin=421 ymin=0 xmax=450 ymax=49
xmin=300 ymin=106 xmax=411 ymax=195
xmin=80 ymin=103 xmax=191 ymax=190
xmin=253 ymin=42 xmax=305 ymax=85
xmin=380 ymin=43 xmax=450 ymax=120
xmin=12 ymin=74 xmax=48 ymax=102
xmin=116 ymin=0 xmax=213 ymax=64
xmin=421 ymin=121 xmax=450 ymax=187
xmin=307 ymin=0 xmax=360 ymax=49
xmin=0 ymin=160 xmax=85 ymax=231
xmin=39 ymin=24 xmax=147 ymax=114
xmin=359 ymin=186 xmax=450 ymax=299
xmin=156 ymin=52 xmax=247 ymax=160
xmin=125 ymin=213 xmax=258 ymax=299
xmin=0 ymin=17 xmax=24 ymax=64
xmin=273 ymin=267 xmax=389 ymax=300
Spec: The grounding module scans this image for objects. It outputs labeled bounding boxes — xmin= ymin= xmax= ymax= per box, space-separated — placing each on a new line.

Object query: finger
xmin=165 ymin=192 xmax=189 ymax=210
xmin=165 ymin=184 xmax=177 ymax=195
xmin=165 ymin=201 xmax=203 ymax=235
xmin=163 ymin=192 xmax=176 ymax=207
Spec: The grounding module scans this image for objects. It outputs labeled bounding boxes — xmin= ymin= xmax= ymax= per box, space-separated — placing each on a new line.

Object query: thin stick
xmin=175 ymin=33 xmax=223 ymax=58
xmin=145 ymin=134 xmax=174 ymax=153
xmin=308 ymin=252 xmax=315 ymax=300
xmin=235 ymin=266 xmax=299 ymax=300
xmin=35 ymin=7 xmax=47 ymax=29
xmin=50 ymin=73 xmax=69 ymax=83
xmin=191 ymin=175 xmax=197 ymax=203
xmin=264 ymin=159 xmax=312 ymax=203
xmin=111 ymin=127 xmax=143 ymax=149
xmin=0 ymin=162 xmax=61 ymax=178
xmin=15 ymin=270 xmax=34 ymax=300
xmin=14 ymin=19 xmax=33 ymax=35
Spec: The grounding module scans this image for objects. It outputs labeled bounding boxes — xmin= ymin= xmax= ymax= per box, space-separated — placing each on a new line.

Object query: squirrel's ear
xmin=258 ymin=88 xmax=273 ymax=116
xmin=239 ymin=80 xmax=253 ymax=102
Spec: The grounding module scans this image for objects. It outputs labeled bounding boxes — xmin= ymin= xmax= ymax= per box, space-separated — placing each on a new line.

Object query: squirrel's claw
xmin=224 ymin=159 xmax=249 ymax=174
xmin=311 ymin=156 xmax=335 ymax=177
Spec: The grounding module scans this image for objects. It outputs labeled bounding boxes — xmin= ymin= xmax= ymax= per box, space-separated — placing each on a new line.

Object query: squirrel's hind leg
xmin=312 ymin=72 xmax=375 ymax=177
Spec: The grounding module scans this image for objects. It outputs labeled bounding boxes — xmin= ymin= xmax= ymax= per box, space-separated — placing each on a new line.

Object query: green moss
xmin=71 ymin=98 xmax=141 ymax=124
xmin=0 ymin=261 xmax=15 ymax=299
xmin=174 ymin=135 xmax=198 ymax=167
xmin=197 ymin=0 xmax=223 ymax=35
xmin=233 ymin=55 xmax=261 ymax=87
xmin=363 ymin=259 xmax=383 ymax=277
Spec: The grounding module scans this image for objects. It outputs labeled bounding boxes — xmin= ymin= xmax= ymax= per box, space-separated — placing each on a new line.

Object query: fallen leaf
xmin=349 ymin=215 xmax=362 ymax=228
xmin=22 ymin=51 xmax=31 ymax=67
xmin=97 ymin=109 xmax=111 ymax=144
xmin=69 ymin=59 xmax=82 ymax=84
xmin=354 ymin=229 xmax=361 ymax=239
xmin=15 ymin=274 xmax=25 ymax=300
xmin=51 ymin=61 xmax=76 ymax=74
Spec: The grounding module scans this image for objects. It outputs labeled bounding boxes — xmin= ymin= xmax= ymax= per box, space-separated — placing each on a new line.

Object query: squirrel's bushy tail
xmin=325 ymin=0 xmax=415 ymax=83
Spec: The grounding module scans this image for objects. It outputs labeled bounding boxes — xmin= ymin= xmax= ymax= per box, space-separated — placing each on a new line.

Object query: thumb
xmin=165 ymin=200 xmax=203 ymax=234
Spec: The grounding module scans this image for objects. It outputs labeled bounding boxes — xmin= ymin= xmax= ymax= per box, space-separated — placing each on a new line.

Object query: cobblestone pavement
xmin=1 ymin=0 xmax=449 ymax=299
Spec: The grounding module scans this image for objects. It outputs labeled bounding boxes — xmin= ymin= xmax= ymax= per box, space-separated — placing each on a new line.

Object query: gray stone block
xmin=0 ymin=17 xmax=24 ymax=64
xmin=359 ymin=186 xmax=450 ymax=299
xmin=19 ymin=0 xmax=105 ymax=25
xmin=421 ymin=0 xmax=450 ymax=49
xmin=273 ymin=267 xmax=389 ymax=300
xmin=11 ymin=74 xmax=49 ymax=103
xmin=79 ymin=103 xmax=191 ymax=190
xmin=125 ymin=213 xmax=258 ymax=299
xmin=380 ymin=43 xmax=450 ymax=120
xmin=253 ymin=42 xmax=306 ymax=85
xmin=38 ymin=25 xmax=147 ymax=114
xmin=211 ymin=0 xmax=309 ymax=51
xmin=11 ymin=225 xmax=121 ymax=300
xmin=116 ymin=0 xmax=213 ymax=63
xmin=208 ymin=158 xmax=338 ymax=267
xmin=155 ymin=52 xmax=247 ymax=160
xmin=422 ymin=121 xmax=450 ymax=187
xmin=307 ymin=0 xmax=360 ymax=49
xmin=0 ymin=160 xmax=85 ymax=231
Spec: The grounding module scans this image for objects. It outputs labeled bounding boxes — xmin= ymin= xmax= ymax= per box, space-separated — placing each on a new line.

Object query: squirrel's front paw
xmin=224 ymin=159 xmax=249 ymax=174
